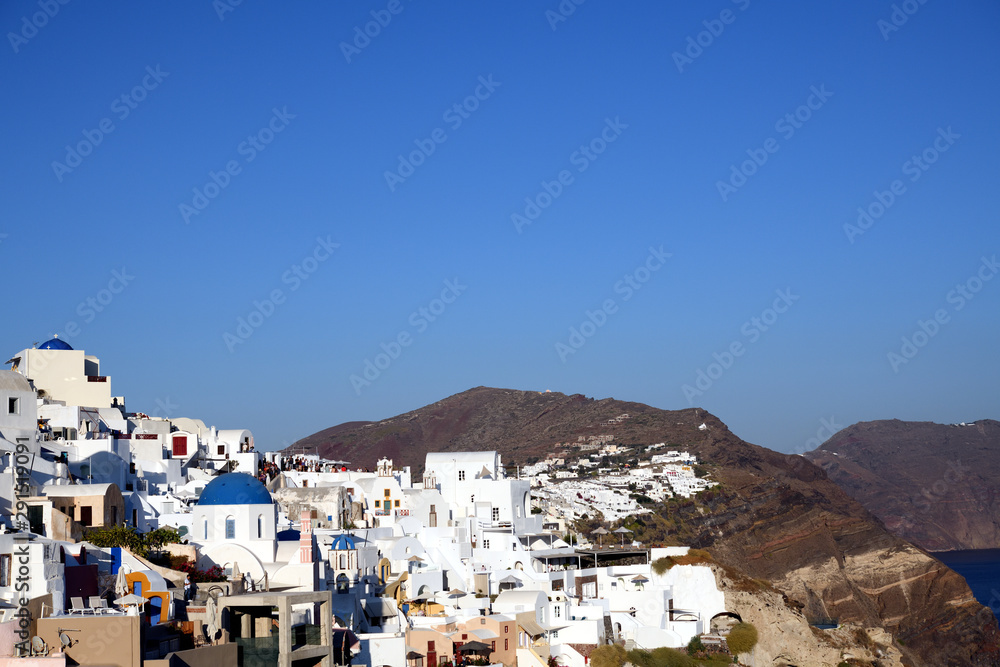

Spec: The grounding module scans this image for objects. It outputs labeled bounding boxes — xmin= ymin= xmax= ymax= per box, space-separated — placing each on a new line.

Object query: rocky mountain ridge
xmin=805 ymin=418 xmax=1000 ymax=551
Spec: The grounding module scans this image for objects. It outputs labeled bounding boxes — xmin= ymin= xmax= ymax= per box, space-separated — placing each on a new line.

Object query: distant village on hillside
xmin=0 ymin=338 xmax=747 ymax=667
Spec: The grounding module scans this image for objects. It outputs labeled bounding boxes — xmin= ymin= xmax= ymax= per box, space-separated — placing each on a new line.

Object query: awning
xmin=516 ymin=611 xmax=545 ymax=637
xmin=362 ymin=598 xmax=398 ymax=617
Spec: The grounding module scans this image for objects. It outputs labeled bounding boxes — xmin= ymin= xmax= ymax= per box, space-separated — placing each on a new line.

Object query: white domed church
xmin=191 ymin=473 xmax=278 ymax=582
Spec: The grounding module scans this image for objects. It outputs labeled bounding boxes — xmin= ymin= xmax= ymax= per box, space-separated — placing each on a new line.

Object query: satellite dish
xmin=31 ymin=636 xmax=46 ymax=655
xmin=59 ymin=632 xmax=72 ymax=648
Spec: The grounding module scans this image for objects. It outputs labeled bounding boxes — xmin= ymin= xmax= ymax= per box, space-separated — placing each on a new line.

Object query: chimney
xmin=299 ymin=510 xmax=313 ymax=562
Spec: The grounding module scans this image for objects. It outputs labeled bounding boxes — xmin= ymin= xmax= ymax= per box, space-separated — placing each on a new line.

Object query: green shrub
xmin=590 ymin=644 xmax=626 ymax=667
xmin=84 ymin=524 xmax=183 ymax=558
xmin=627 ymin=647 xmax=695 ymax=667
xmin=651 ymin=557 xmax=675 ymax=575
xmin=726 ymin=622 xmax=759 ymax=655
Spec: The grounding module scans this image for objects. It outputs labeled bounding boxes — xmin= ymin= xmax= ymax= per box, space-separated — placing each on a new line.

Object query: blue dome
xmin=332 ymin=534 xmax=356 ymax=550
xmin=38 ymin=337 xmax=73 ymax=351
xmin=197 ymin=473 xmax=273 ymax=506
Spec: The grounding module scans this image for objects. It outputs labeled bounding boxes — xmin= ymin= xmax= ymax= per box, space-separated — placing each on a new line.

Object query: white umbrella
xmin=115 ymin=566 xmax=129 ymax=599
xmin=114 ymin=593 xmax=145 ymax=605
xmin=205 ymin=595 xmax=218 ymax=644
xmin=115 ymin=593 xmax=145 ymax=615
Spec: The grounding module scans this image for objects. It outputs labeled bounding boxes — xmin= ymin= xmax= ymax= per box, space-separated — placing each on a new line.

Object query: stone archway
xmin=710 ymin=611 xmax=743 ymax=634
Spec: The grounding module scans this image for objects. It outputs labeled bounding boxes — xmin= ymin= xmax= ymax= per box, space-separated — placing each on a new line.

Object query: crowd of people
xmin=257 ymin=455 xmax=367 ymax=483
xmin=257 ymin=460 xmax=280 ymax=484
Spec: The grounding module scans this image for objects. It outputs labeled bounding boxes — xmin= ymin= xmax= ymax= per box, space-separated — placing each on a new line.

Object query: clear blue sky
xmin=2 ymin=1 xmax=998 ymax=455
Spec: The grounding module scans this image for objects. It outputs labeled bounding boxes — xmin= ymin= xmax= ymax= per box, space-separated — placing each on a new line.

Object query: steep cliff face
xmin=674 ymin=426 xmax=1000 ymax=667
xmin=287 ymin=388 xmax=1000 ymax=665
xmin=804 ymin=419 xmax=1000 ymax=551
xmin=715 ymin=566 xmax=906 ymax=666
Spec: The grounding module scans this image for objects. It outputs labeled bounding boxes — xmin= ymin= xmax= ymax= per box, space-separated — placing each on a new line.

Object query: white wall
xmin=190 ymin=502 xmax=277 ymax=563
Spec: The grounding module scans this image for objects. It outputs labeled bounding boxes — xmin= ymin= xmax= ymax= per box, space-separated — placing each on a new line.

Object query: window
xmin=7 ymin=397 xmax=19 ymax=415
xmin=505 ymin=625 xmax=509 ymax=633
xmin=203 ymin=517 xmax=208 ymax=539
xmin=257 ymin=514 xmax=264 ymax=538
xmin=427 ymin=641 xmax=435 ymax=651
xmin=172 ymin=436 xmax=187 ymax=456
xmin=554 ymin=605 xmax=561 ymax=618
xmin=462 ymin=634 xmax=467 ymax=640
xmin=79 ymin=506 xmax=93 ymax=527
xmin=492 ymin=507 xmax=499 ymax=522
xmin=458 ymin=470 xmax=465 ymax=481
xmin=491 ymin=640 xmax=496 ymax=651
xmin=0 ymin=554 xmax=10 ymax=587
xmin=162 ymin=502 xmax=173 ymax=515
xmin=384 ymin=489 xmax=391 ymax=498
xmin=482 ymin=539 xmax=490 ymax=549
xmin=225 ymin=516 xmax=236 ymax=539
xmin=394 ymin=500 xmax=400 ymax=507
xmin=504 ymin=639 xmax=509 ymax=650
xmin=374 ymin=500 xmax=380 ymax=508
xmin=217 ymin=445 xmax=225 ymax=455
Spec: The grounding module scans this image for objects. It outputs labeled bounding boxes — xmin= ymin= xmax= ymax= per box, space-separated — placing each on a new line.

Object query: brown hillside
xmin=805 ymin=418 xmax=1000 ymax=551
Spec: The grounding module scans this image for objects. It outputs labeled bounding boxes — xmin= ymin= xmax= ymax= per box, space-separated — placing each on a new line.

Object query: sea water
xmin=935 ymin=549 xmax=1000 ymax=620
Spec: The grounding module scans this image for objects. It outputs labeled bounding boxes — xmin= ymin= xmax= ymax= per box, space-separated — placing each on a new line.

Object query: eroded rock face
xmin=715 ymin=566 xmax=906 ymax=667
xmin=689 ymin=439 xmax=1000 ymax=667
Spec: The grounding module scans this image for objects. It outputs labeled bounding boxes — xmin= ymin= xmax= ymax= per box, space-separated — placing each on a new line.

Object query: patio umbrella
xmin=205 ymin=594 xmax=218 ymax=644
xmin=115 ymin=566 xmax=129 ymax=599
xmin=114 ymin=593 xmax=145 ymax=605
xmin=592 ymin=527 xmax=609 ymax=548
xmin=115 ymin=593 xmax=146 ymax=615
xmin=613 ymin=526 xmax=632 ymax=546
xmin=456 ymin=640 xmax=492 ymax=654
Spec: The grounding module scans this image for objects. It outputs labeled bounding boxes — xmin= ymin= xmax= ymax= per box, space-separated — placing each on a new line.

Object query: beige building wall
xmin=45 ymin=484 xmax=125 ymax=528
xmin=37 ymin=614 xmax=141 ymax=667
xmin=19 ymin=348 xmax=112 ymax=408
